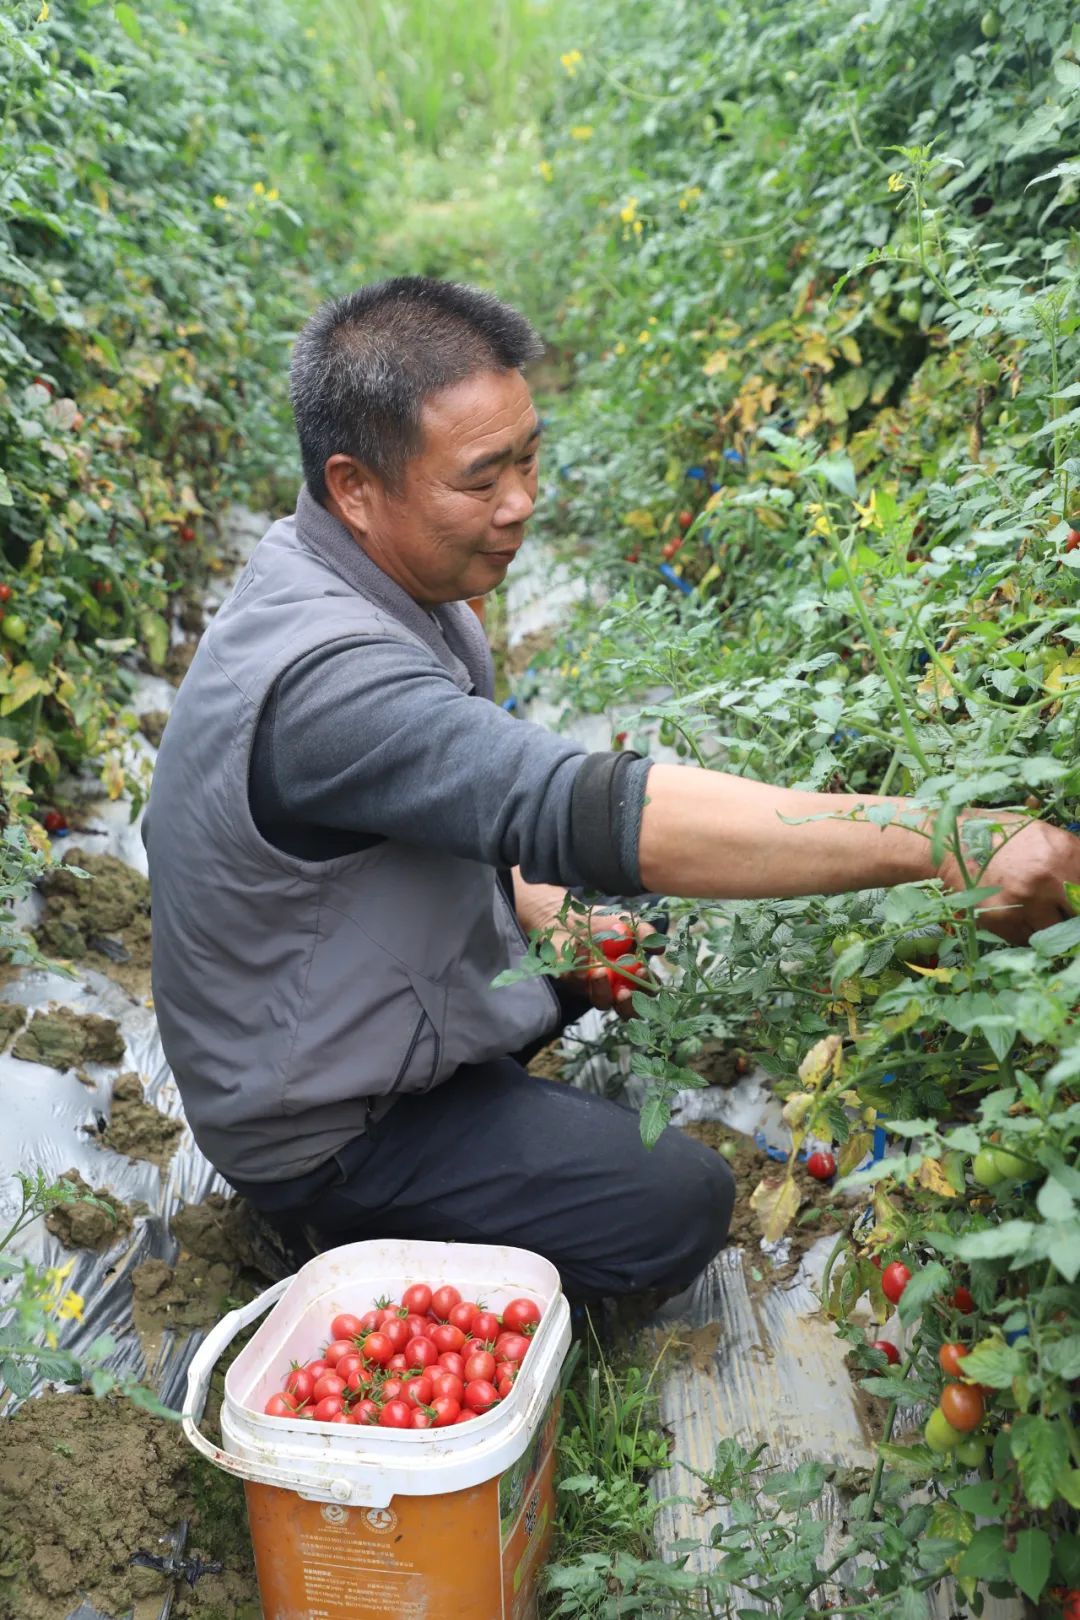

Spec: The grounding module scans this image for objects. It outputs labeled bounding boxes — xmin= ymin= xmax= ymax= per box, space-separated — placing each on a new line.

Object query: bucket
xmin=183 ymin=1238 xmax=572 ymax=1620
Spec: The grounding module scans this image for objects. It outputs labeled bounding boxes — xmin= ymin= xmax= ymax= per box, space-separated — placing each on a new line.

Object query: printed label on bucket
xmin=500 ymin=1398 xmax=559 ymax=1619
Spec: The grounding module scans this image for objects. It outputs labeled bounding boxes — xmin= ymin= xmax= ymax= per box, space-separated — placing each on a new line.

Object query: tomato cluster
xmin=598 ymin=932 xmax=649 ymax=997
xmin=262 ymin=1281 xmax=542 ymax=1429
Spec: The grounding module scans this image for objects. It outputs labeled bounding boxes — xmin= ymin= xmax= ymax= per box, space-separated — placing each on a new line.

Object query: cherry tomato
xmin=430 ymin=1371 xmax=464 ymax=1404
xmin=494 ymin=1333 xmax=532 ymax=1365
xmin=472 ymin=1312 xmax=500 ymax=1344
xmin=264 ymin=1393 xmax=298 ymax=1418
xmin=311 ymin=1372 xmax=346 ymax=1402
xmin=955 ymin=1435 xmax=988 ymax=1467
xmin=330 ymin=1313 xmax=364 ymax=1342
xmin=43 ymin=809 xmax=68 ymax=833
xmin=464 ymin=1350 xmax=497 ymax=1383
xmin=405 ymin=1376 xmax=434 ymax=1407
xmin=430 ymin=1396 xmax=461 ymax=1427
xmin=464 ymin=1379 xmax=499 ymax=1414
xmin=285 ymin=1368 xmax=313 ymax=1403
xmin=430 ymin=1324 xmax=466 ymax=1354
xmin=661 ymin=538 xmax=682 ymax=560
xmin=402 ymin=1283 xmax=433 ymax=1316
xmin=344 ymin=1367 xmax=370 ymax=1395
xmin=304 ymin=1359 xmax=330 ymax=1381
xmin=1061 ymin=1592 xmax=1080 ymax=1620
xmin=352 ymin=1398 xmax=379 ymax=1425
xmin=358 ymin=1310 xmax=381 ymax=1333
xmin=940 ymin=1382 xmax=984 ymax=1432
xmin=381 ymin=1378 xmax=404 ymax=1402
xmin=881 ymin=1262 xmax=912 ymax=1305
xmin=949 ymin=1286 xmax=976 ymax=1315
xmin=606 ymin=960 xmax=647 ymax=997
xmin=938 ymin=1343 xmax=969 ymax=1379
xmin=403 ymin=1313 xmax=430 ymax=1340
xmin=448 ymin=1301 xmax=479 ymax=1333
xmin=430 ymin=1285 xmax=462 ymax=1321
xmin=387 ymin=1353 xmax=408 ymax=1373
xmin=378 ymin=1399 xmax=413 ymax=1429
xmin=501 ymin=1298 xmax=542 ymax=1335
xmin=328 ymin=1412 xmax=353 ymax=1424
xmin=0 ymin=585 xmax=12 ymax=602
xmin=438 ymin=1351 xmax=466 ymax=1378
xmin=496 ymin=1372 xmax=516 ymax=1398
xmin=336 ymin=1353 xmax=363 ymax=1380
xmin=362 ymin=1332 xmax=393 ymax=1367
xmin=454 ymin=1408 xmax=479 ymax=1423
xmin=312 ymin=1395 xmax=346 ymax=1422
xmin=324 ymin=1338 xmax=357 ymax=1366
xmin=871 ymin=1340 xmax=900 ymax=1366
xmin=411 ymin=1410 xmax=434 ymax=1428
xmin=377 ymin=1306 xmax=405 ymax=1327
xmin=924 ymin=1407 xmax=962 ymax=1453
xmin=1066 ymin=530 xmax=1080 ymax=555
xmin=406 ymin=1336 xmax=439 ymax=1369
xmin=806 ymin=1151 xmax=836 ymax=1182
xmin=678 ymin=510 xmax=693 ymax=530
xmin=382 ymin=1318 xmax=410 ymax=1352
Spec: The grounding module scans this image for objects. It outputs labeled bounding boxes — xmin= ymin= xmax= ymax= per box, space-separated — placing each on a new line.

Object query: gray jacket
xmin=143 ymin=490 xmax=649 ymax=1182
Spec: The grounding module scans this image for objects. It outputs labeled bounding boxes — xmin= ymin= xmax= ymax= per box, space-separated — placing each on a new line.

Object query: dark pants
xmin=229 ymin=1013 xmax=734 ymax=1303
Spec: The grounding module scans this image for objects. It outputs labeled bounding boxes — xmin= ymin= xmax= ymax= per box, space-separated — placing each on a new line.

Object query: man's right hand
xmin=938 ymin=814 xmax=1080 ymax=944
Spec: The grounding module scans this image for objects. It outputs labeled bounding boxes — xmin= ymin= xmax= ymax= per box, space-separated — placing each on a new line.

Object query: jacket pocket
xmin=389 ymin=1004 xmax=441 ymax=1096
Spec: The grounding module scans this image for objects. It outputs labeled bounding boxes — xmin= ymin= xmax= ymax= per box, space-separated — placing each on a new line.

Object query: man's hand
xmin=512 ymin=872 xmax=655 ymax=1021
xmin=939 ymin=815 xmax=1080 ymax=944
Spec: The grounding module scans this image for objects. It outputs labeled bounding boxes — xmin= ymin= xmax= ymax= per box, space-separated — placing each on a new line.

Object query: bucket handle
xmin=180 ymin=1277 xmax=394 ymax=1507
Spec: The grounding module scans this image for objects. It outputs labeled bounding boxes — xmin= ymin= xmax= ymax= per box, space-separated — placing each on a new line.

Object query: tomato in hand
xmin=501 ymin=1298 xmax=541 ymax=1335
xmin=881 ymin=1262 xmax=912 ymax=1305
xmin=940 ymin=1382 xmax=984 ymax=1432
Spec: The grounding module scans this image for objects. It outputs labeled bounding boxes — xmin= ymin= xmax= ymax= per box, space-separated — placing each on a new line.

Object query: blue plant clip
xmin=872 ymin=1072 xmax=896 ymax=1164
xmin=723 ymin=449 xmax=743 ymax=464
xmin=658 ymin=563 xmax=694 ymax=596
xmin=708 ymin=480 xmax=722 ymax=493
xmin=686 ymin=465 xmax=707 ymax=481
xmin=501 ymin=695 xmax=518 ymax=712
xmin=753 ymin=1129 xmax=792 ymax=1164
xmin=52 ymin=828 xmax=70 ymax=839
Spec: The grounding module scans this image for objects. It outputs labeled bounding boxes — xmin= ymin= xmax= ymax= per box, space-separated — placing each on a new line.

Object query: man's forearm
xmin=637 ymin=765 xmax=935 ymax=901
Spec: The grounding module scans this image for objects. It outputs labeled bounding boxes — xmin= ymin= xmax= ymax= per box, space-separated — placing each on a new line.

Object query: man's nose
xmin=495 ymin=476 xmax=535 ymax=526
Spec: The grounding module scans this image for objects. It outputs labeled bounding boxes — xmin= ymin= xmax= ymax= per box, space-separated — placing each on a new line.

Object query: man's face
xmin=326 ymin=368 xmax=541 ymax=605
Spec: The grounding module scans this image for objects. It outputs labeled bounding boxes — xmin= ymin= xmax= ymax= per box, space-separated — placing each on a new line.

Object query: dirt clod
xmin=11 ymin=1003 xmax=125 ymax=1068
xmin=35 ymin=848 xmax=152 ymax=998
xmin=96 ymin=1070 xmax=185 ymax=1166
xmin=138 ymin=708 xmax=169 ymax=748
xmin=0 ymin=1002 xmax=25 ymax=1051
xmin=43 ymin=1168 xmax=134 ymax=1252
xmin=131 ymin=1255 xmax=237 ymax=1332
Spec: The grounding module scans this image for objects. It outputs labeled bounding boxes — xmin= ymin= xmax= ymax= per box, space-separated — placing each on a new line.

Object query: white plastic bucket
xmin=183 ymin=1238 xmax=571 ymax=1620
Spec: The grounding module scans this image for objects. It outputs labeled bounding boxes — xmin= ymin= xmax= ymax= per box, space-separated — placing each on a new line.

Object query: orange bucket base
xmin=244 ymin=1401 xmax=558 ymax=1620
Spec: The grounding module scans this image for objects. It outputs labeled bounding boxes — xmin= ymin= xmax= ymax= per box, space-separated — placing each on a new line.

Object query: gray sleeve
xmin=254 ymin=636 xmax=651 ymax=892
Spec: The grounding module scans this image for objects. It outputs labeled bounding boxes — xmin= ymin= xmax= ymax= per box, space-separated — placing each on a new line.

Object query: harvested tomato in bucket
xmin=183 ymin=1238 xmax=571 ymax=1620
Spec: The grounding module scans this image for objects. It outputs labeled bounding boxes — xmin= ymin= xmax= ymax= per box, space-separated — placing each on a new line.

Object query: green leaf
xmin=895 ymin=1587 xmax=928 ymax=1620
xmin=0 ymin=470 xmax=12 ymax=507
xmin=1057 ymin=1533 xmax=1080 ymax=1586
xmin=1010 ymin=1416 xmax=1069 ymax=1510
xmin=1029 ymin=915 xmax=1080 ymax=956
xmin=811 ymin=455 xmax=857 ymax=498
xmin=1008 ymin=1527 xmax=1051 ymax=1602
xmin=953 ymin=1481 xmax=1006 ymax=1519
xmin=113 ymin=3 xmax=142 ymax=43
xmin=638 ymin=1091 xmax=670 ymax=1149
xmin=897 ymin=1260 xmax=950 ymax=1325
xmin=955 ymin=1341 xmax=1024 ymax=1388
xmin=957 ymin=1525 xmax=1007 ymax=1581
xmin=954 ymin=1220 xmax=1036 ymax=1262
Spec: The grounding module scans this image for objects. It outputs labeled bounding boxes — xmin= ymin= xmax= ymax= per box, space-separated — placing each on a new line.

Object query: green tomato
xmin=924 ymin=1407 xmax=963 ymax=1453
xmin=2 ymin=615 xmax=27 ymax=644
xmin=980 ymin=11 xmax=1001 ymax=38
xmin=988 ymin=1147 xmax=1035 ymax=1182
xmin=898 ymin=297 xmax=920 ymax=324
xmin=955 ymin=1435 xmax=988 ymax=1467
xmin=978 ymin=357 xmax=999 ymax=385
xmin=972 ymin=1150 xmax=1005 ymax=1188
xmin=831 ymin=930 xmax=865 ymax=959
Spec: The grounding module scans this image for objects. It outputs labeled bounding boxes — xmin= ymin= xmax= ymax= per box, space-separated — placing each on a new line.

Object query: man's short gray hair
xmin=289 ymin=277 xmax=545 ymax=500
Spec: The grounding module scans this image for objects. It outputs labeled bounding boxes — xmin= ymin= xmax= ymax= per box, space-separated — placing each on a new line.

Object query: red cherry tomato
xmin=438 ymin=1351 xmax=466 ymax=1378
xmin=323 ymin=1338 xmax=357 ymax=1366
xmin=402 ymin=1283 xmax=433 ymax=1316
xmin=464 ymin=1350 xmax=497 ymax=1383
xmin=430 ymin=1324 xmax=466 ymax=1355
xmin=311 ymin=1372 xmax=346 ymax=1402
xmin=494 ymin=1333 xmax=532 ymax=1365
xmin=406 ymin=1336 xmax=438 ymax=1369
xmin=454 ymin=1408 xmax=479 ymax=1423
xmin=871 ymin=1340 xmax=900 ymax=1366
xmin=358 ymin=1310 xmax=380 ymax=1333
xmin=606 ymin=960 xmax=647 ymax=998
xmin=377 ymin=1306 xmax=405 ymax=1327
xmin=285 ymin=1368 xmax=313 ymax=1403
xmin=405 ymin=1375 xmax=434 ymax=1407
xmin=1061 ymin=1591 xmax=1080 ymax=1620
xmin=806 ymin=1151 xmax=836 ymax=1182
xmin=352 ymin=1398 xmax=379 ymax=1425
xmin=938 ymin=1342 xmax=969 ymax=1378
xmin=661 ymin=537 xmax=683 ymax=560
xmin=312 ymin=1395 xmax=345 ymax=1422
xmin=382 ymin=1318 xmax=410 ymax=1352
xmin=949 ymin=1286 xmax=976 ymax=1315
xmin=387 ymin=1353 xmax=408 ymax=1373
xmin=336 ymin=1353 xmax=363 ymax=1380
xmin=264 ymin=1392 xmax=298 ymax=1418
xmin=678 ymin=510 xmax=693 ymax=530
xmin=940 ymin=1382 xmax=985 ymax=1432
xmin=430 ymin=1396 xmax=460 ymax=1427
xmin=378 ymin=1399 xmax=413 ymax=1429
xmin=328 ymin=1412 xmax=352 ymax=1424
xmin=0 ymin=585 xmax=12 ymax=602
xmin=501 ymin=1298 xmax=542 ymax=1335
xmin=881 ymin=1262 xmax=912 ymax=1305
xmin=381 ymin=1378 xmax=404 ymax=1402
xmin=430 ymin=1285 xmax=462 ymax=1321
xmin=1066 ymin=529 xmax=1080 ymax=554
xmin=430 ymin=1371 xmax=464 ymax=1404
xmin=304 ymin=1359 xmax=330 ymax=1381
xmin=403 ymin=1313 xmax=430 ymax=1340
xmin=344 ymin=1367 xmax=370 ymax=1396
xmin=464 ymin=1379 xmax=499 ymax=1414
xmin=411 ymin=1410 xmax=433 ymax=1428
xmin=448 ymin=1301 xmax=479 ymax=1333
xmin=472 ymin=1312 xmax=500 ymax=1344
xmin=330 ymin=1313 xmax=364 ymax=1342
xmin=362 ymin=1332 xmax=393 ymax=1367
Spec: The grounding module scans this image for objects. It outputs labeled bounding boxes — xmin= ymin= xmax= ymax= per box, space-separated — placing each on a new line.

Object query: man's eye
xmin=472 ymin=480 xmax=497 ymax=492
xmin=519 ymin=453 xmax=538 ymax=468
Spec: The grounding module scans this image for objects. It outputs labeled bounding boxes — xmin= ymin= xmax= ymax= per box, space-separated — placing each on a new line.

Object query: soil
xmin=166 ymin=637 xmax=200 ymax=685
xmin=138 ymin=709 xmax=170 ymax=748
xmin=11 ymin=1004 xmax=125 ymax=1068
xmin=0 ymin=1386 xmax=260 ymax=1620
xmin=132 ymin=1194 xmax=279 ymax=1337
xmin=91 ymin=1070 xmax=185 ymax=1167
xmin=681 ymin=1119 xmax=843 ymax=1286
xmin=503 ymin=626 xmax=556 ymax=681
xmin=686 ymin=1039 xmax=753 ymax=1088
xmin=34 ymin=848 xmax=152 ymax=1000
xmin=526 ymin=1039 xmax=568 ymax=1081
xmin=0 ymin=1002 xmax=25 ymax=1051
xmin=44 ymin=1168 xmax=135 ymax=1253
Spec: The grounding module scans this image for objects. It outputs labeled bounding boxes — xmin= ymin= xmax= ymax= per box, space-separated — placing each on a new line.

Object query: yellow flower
xmin=57 ymin=1290 xmax=84 ymax=1323
xmin=569 ymin=125 xmax=594 ymax=141
xmin=637 ymin=329 xmax=651 ymax=344
xmin=854 ymin=491 xmax=881 ymax=530
xmin=613 ymin=340 xmax=626 ymax=355
xmin=619 ymin=197 xmax=637 ymax=224
xmin=813 ymin=513 xmax=832 ymax=537
xmin=560 ymin=49 xmax=583 ymax=76
xmin=252 ymin=181 xmax=266 ymax=196
xmin=887 ymin=172 xmax=906 ymax=193
xmin=632 ymin=219 xmax=642 ymax=236
xmin=37 ymin=1 xmax=49 ymax=20
xmin=267 ymin=187 xmax=279 ymax=201
xmin=212 ymin=195 xmax=229 ymax=210
xmin=678 ymin=186 xmax=702 ymax=210
xmin=537 ymin=159 xmax=554 ymax=183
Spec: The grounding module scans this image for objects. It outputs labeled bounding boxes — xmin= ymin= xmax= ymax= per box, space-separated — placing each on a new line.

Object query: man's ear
xmin=323 ymin=454 xmax=381 ymax=530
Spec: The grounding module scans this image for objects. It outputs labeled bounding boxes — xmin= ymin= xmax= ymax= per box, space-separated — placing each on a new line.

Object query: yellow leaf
xmin=839 ymin=335 xmax=862 ymax=366
xmin=838 ymin=1132 xmax=873 ymax=1176
xmin=904 ymin=962 xmax=955 ymax=983
xmin=702 ymin=349 xmax=729 ymax=376
xmin=917 ymin=1157 xmax=958 ymax=1198
xmin=750 ymin=1173 xmax=802 ymax=1243
xmin=798 ymin=1033 xmax=842 ymax=1090
xmin=0 ymin=666 xmax=50 ymax=717
xmin=623 ymin=509 xmax=657 ymax=536
xmin=100 ymin=753 xmax=125 ymax=800
xmin=1046 ymin=654 xmax=1080 ymax=694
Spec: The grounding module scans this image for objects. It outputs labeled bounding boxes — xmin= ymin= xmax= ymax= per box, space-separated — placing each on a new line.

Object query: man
xmin=144 ymin=276 xmax=1080 ymax=1304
